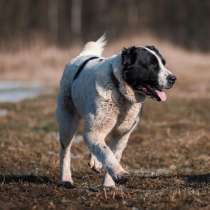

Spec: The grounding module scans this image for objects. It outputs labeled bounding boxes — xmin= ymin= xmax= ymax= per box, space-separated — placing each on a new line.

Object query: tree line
xmin=0 ymin=0 xmax=209 ymax=51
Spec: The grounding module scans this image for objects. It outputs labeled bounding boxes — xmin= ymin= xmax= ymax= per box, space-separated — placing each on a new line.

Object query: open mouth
xmin=135 ymin=85 xmax=167 ymax=102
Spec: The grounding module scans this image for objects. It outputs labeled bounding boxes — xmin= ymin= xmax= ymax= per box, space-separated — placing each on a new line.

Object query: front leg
xmin=89 ymin=153 xmax=102 ymax=173
xmin=83 ymin=130 xmax=128 ymax=183
xmin=103 ymin=119 xmax=139 ymax=187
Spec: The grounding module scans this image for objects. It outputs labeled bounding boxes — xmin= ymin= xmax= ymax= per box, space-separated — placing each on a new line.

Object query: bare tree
xmin=71 ymin=0 xmax=82 ymax=39
xmin=48 ymin=0 xmax=59 ymax=42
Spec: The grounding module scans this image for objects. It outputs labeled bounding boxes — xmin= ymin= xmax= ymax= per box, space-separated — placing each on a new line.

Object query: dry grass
xmin=0 ymin=34 xmax=210 ymax=98
xmin=0 ymin=93 xmax=210 ymax=210
xmin=0 ymin=35 xmax=210 ymax=209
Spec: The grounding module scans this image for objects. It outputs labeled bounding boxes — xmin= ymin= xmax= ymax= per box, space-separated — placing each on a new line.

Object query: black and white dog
xmin=56 ymin=35 xmax=176 ymax=188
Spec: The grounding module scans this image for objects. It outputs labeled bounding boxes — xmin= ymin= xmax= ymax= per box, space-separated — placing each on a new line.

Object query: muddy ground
xmin=0 ymin=92 xmax=210 ymax=210
xmin=0 ymin=35 xmax=210 ymax=209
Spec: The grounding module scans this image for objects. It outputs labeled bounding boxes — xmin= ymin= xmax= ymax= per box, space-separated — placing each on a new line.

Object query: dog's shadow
xmin=184 ymin=173 xmax=210 ymax=185
xmin=1 ymin=173 xmax=210 ymax=187
xmin=0 ymin=174 xmax=53 ymax=184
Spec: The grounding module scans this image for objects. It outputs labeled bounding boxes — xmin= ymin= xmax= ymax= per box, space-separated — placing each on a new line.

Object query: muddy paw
xmin=58 ymin=181 xmax=75 ymax=189
xmin=113 ymin=172 xmax=129 ymax=185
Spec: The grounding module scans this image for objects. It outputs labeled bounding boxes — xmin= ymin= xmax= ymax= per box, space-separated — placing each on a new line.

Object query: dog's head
xmin=121 ymin=46 xmax=176 ymax=102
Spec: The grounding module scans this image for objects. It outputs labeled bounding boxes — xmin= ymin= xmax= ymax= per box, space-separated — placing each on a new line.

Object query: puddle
xmin=0 ymin=81 xmax=44 ymax=103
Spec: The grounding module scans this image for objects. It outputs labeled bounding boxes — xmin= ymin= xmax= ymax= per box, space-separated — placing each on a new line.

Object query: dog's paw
xmin=113 ymin=171 xmax=129 ymax=185
xmin=103 ymin=173 xmax=116 ymax=187
xmin=58 ymin=181 xmax=75 ymax=189
xmin=88 ymin=154 xmax=102 ymax=173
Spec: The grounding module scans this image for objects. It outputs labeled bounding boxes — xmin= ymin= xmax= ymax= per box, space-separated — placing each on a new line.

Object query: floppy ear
xmin=121 ymin=46 xmax=137 ymax=66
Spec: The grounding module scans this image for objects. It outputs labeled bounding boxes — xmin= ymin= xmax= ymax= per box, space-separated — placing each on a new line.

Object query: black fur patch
xmin=146 ymin=45 xmax=166 ymax=65
xmin=121 ymin=46 xmax=165 ymax=90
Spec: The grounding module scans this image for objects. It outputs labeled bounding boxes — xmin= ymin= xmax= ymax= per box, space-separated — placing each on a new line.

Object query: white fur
xmin=60 ymin=139 xmax=73 ymax=183
xmin=56 ymin=36 xmax=142 ymax=187
xmin=79 ymin=34 xmax=107 ymax=57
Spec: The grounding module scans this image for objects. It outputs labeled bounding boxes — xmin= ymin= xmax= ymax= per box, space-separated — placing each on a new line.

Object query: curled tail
xmin=79 ymin=34 xmax=107 ymax=57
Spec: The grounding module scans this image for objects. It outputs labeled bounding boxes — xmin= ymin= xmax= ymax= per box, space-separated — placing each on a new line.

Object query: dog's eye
xmin=149 ymin=57 xmax=159 ymax=70
xmin=150 ymin=63 xmax=158 ymax=71
xmin=150 ymin=56 xmax=158 ymax=65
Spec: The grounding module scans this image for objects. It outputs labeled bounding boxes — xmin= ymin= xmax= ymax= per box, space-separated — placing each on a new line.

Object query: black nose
xmin=167 ymin=74 xmax=176 ymax=85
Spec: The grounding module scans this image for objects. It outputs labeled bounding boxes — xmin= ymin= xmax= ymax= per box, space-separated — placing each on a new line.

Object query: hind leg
xmin=56 ymin=104 xmax=80 ymax=187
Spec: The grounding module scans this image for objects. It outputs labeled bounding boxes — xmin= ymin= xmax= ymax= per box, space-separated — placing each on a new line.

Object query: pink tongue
xmin=155 ymin=90 xmax=167 ymax=101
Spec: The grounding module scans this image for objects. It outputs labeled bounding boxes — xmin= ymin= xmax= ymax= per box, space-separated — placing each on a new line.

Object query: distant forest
xmin=0 ymin=0 xmax=209 ymax=51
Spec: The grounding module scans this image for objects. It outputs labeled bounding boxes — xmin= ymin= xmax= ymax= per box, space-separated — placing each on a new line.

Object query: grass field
xmin=0 ymin=35 xmax=210 ymax=209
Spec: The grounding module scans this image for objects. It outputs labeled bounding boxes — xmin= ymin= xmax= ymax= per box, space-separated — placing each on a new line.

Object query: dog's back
xmin=56 ymin=35 xmax=107 ymax=111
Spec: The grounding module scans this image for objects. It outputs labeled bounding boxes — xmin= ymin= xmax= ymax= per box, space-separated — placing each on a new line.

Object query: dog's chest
xmin=115 ymin=101 xmax=142 ymax=134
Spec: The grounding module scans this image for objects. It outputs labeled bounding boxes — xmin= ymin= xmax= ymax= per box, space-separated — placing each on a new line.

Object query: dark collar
xmin=73 ymin=56 xmax=99 ymax=81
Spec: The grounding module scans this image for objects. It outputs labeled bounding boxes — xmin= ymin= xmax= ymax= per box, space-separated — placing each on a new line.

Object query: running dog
xmin=56 ymin=35 xmax=176 ymax=188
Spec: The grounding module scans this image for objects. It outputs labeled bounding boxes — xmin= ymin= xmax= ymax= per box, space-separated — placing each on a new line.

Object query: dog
xmin=56 ymin=35 xmax=176 ymax=188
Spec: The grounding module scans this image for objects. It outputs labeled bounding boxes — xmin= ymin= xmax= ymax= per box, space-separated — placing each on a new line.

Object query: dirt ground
xmin=0 ymin=35 xmax=210 ymax=209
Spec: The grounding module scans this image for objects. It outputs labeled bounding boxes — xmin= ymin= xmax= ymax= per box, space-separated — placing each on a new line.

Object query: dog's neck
xmin=111 ymin=54 xmax=145 ymax=103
